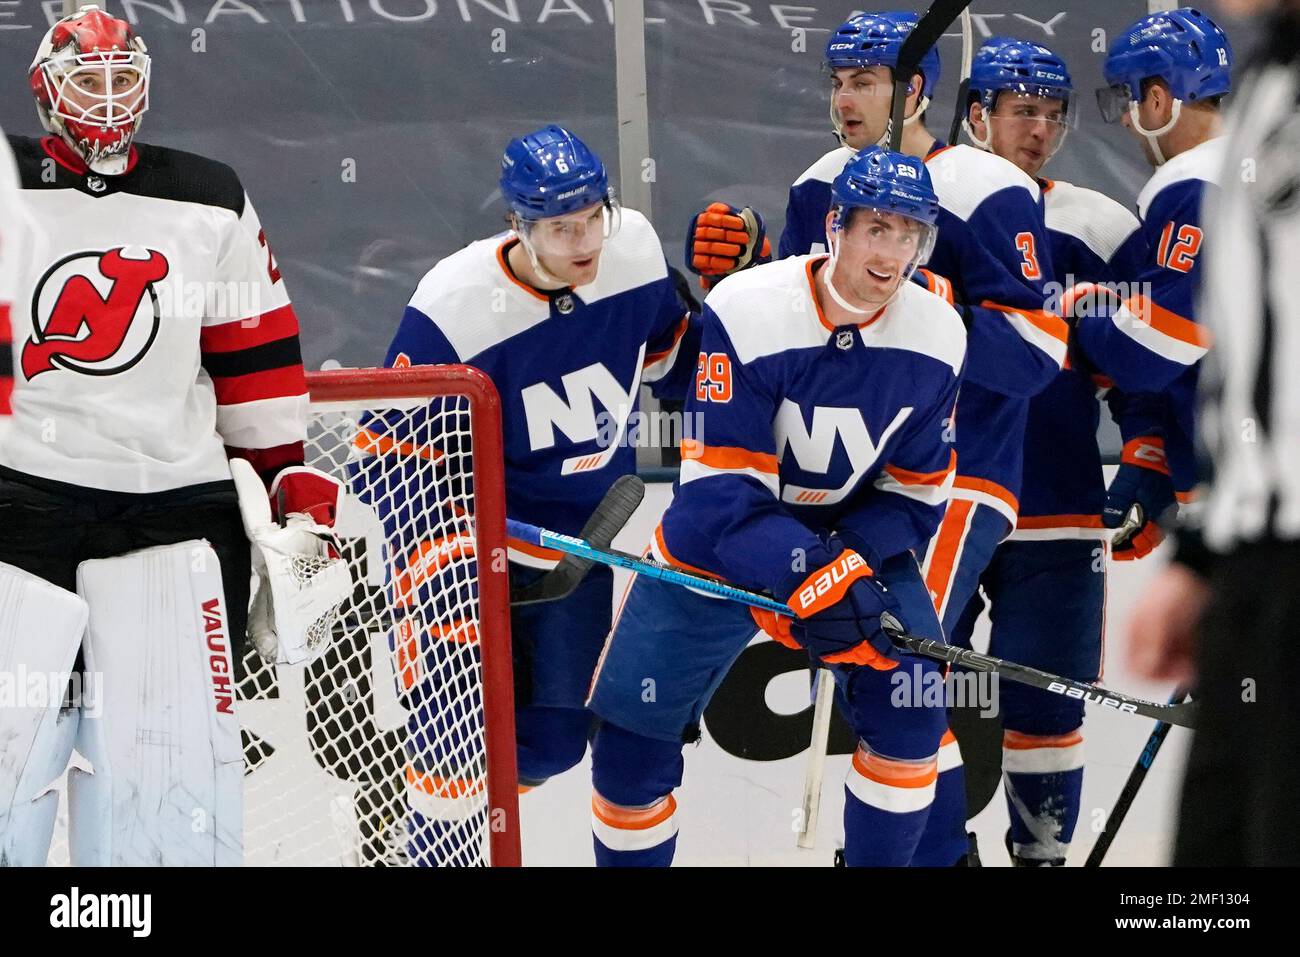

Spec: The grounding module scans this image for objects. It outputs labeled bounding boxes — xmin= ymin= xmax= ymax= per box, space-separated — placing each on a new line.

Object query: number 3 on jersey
xmin=1155 ymin=222 xmax=1203 ymax=273
xmin=695 ymin=352 xmax=732 ymax=402
xmin=1015 ymin=232 xmax=1042 ymax=281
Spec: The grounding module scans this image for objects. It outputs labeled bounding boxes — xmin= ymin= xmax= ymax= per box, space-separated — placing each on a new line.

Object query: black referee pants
xmin=1175 ymin=541 xmax=1300 ymax=865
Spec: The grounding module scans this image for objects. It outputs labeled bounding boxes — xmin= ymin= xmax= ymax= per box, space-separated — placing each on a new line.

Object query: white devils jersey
xmin=0 ymin=127 xmax=36 ymax=415
xmin=2 ymin=136 xmax=309 ymax=494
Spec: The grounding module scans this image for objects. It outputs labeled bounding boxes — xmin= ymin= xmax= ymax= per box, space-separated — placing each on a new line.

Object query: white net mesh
xmin=43 ymin=367 xmax=515 ymax=867
xmin=242 ymin=377 xmax=507 ymax=866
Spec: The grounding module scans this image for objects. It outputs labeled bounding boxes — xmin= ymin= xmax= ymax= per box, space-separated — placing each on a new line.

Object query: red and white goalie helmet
xmin=28 ymin=5 xmax=150 ymax=176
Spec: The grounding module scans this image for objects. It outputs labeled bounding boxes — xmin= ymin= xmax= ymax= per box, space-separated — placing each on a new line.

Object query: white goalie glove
xmin=231 ymin=457 xmax=353 ymax=666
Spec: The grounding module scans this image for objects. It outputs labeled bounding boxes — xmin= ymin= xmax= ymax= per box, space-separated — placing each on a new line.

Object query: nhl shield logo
xmin=86 ymin=175 xmax=107 ymax=194
xmin=22 ymin=247 xmax=170 ymax=380
xmin=836 ymin=329 xmax=854 ymax=351
xmin=555 ymin=294 xmax=575 ymax=315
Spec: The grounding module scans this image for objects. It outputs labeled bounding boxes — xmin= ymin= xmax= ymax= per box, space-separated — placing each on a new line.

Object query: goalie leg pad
xmin=0 ymin=561 xmax=88 ymax=866
xmin=71 ymin=541 xmax=242 ymax=866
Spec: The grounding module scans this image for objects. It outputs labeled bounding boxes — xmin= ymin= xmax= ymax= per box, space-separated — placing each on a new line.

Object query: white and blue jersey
xmin=654 ymin=254 xmax=965 ymax=590
xmin=1072 ymin=137 xmax=1225 ymax=499
xmin=373 ymin=208 xmax=698 ymax=570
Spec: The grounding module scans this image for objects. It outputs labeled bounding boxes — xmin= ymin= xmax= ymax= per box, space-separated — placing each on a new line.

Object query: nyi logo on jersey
xmin=775 ymin=400 xmax=913 ymax=505
xmin=520 ymin=348 xmax=644 ymax=475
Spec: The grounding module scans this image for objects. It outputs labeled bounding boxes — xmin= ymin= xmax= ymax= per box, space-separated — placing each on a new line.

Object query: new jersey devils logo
xmin=23 ymin=247 xmax=169 ymax=379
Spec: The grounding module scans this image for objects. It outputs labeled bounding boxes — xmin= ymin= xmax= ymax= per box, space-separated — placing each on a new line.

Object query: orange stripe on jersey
xmin=496 ymin=240 xmax=555 ymax=302
xmin=805 ymin=256 xmax=885 ymax=331
xmin=644 ymin=315 xmax=690 ymax=368
xmin=591 ymin=792 xmax=677 ymax=830
xmin=1003 ymin=729 xmax=1083 ymax=751
xmin=680 ymin=439 xmax=779 ymax=475
xmin=952 ymin=475 xmax=1021 ymax=516
xmin=979 ymin=299 xmax=1070 ymax=344
xmin=406 ymin=766 xmax=484 ymax=799
xmin=852 ymin=746 xmax=938 ymax=789
xmin=1123 ymin=294 xmax=1212 ymax=349
xmin=924 ymin=498 xmax=973 ymax=612
xmin=915 ymin=269 xmax=955 ymax=305
xmin=508 ymin=535 xmax=566 ymax=563
xmin=940 ymin=728 xmax=957 ymax=747
xmin=353 ymin=426 xmax=444 ymax=462
xmin=653 ymin=524 xmax=722 ymax=580
xmin=885 ymin=450 xmax=956 ymax=487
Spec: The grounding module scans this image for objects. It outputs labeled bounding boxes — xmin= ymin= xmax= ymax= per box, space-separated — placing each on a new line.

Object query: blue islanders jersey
xmin=1073 ymin=138 xmax=1224 ymax=497
xmin=921 ymin=145 xmax=1069 ymax=529
xmin=779 ymin=139 xmax=946 ymax=258
xmin=780 ymin=145 xmax=854 ymax=258
xmin=1012 ymin=179 xmax=1146 ymax=540
xmin=653 ymin=255 xmax=965 ymax=594
xmin=364 ymin=208 xmax=698 ymax=573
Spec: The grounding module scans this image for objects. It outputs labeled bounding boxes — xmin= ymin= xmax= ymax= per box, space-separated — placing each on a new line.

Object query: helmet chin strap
xmin=822 ymin=231 xmax=871 ymax=315
xmin=514 ymin=224 xmax=567 ymax=288
xmin=1128 ymin=98 xmax=1181 ymax=166
xmin=831 ymin=86 xmax=928 ymax=149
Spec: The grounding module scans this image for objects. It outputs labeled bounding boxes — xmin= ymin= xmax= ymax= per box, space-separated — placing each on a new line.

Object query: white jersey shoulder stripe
xmin=1043 ymin=180 xmax=1141 ymax=265
xmin=706 ymin=256 xmax=829 ymax=364
xmin=576 ymin=207 xmax=669 ymax=304
xmin=406 ymin=237 xmax=549 ymax=362
xmin=926 ymin=144 xmax=1041 ymax=222
xmin=1137 ymin=136 xmax=1226 ymax=219
xmin=860 ymin=280 xmax=966 ymax=376
xmin=792 ymin=145 xmax=856 ymax=188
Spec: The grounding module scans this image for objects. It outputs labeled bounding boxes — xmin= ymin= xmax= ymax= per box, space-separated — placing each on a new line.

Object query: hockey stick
xmin=505 ymin=518 xmax=1200 ymax=729
xmin=509 ymin=475 xmax=645 ymax=605
xmin=946 ymin=6 xmax=975 ymax=146
xmin=888 ymin=0 xmax=975 ymax=150
xmin=1084 ymin=686 xmax=1190 ymax=867
xmin=796 ymin=667 xmax=836 ymax=849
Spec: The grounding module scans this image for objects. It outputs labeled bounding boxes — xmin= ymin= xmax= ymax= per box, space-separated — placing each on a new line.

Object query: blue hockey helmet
xmin=1097 ymin=7 xmax=1232 ymax=124
xmin=970 ymin=37 xmax=1072 ymax=112
xmin=499 ymin=124 xmax=611 ymax=220
xmin=831 ymin=147 xmax=940 ymax=226
xmin=824 ymin=11 xmax=941 ymax=99
xmin=822 ymin=148 xmax=940 ymax=314
xmin=965 ymin=37 xmax=1074 ymax=155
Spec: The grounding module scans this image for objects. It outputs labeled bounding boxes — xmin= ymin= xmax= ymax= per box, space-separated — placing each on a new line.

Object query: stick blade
xmin=509 ymin=475 xmax=646 ymax=605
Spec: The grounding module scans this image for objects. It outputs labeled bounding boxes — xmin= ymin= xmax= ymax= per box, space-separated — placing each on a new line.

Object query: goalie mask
xmin=499 ymin=124 xmax=620 ymax=287
xmin=29 ymin=5 xmax=150 ymax=176
xmin=823 ymin=147 xmax=939 ymax=315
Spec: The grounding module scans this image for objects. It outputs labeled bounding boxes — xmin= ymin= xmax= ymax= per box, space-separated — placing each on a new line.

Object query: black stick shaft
xmin=1085 ymin=688 xmax=1190 ymax=866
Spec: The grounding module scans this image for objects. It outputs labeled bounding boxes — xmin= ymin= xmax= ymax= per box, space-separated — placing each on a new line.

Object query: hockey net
xmin=47 ymin=365 xmax=520 ymax=867
xmin=240 ymin=366 xmax=518 ymax=866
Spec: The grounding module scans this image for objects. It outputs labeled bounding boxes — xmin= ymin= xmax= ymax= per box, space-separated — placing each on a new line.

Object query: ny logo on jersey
xmin=520 ymin=349 xmax=644 ymax=475
xmin=22 ymin=246 xmax=169 ymax=380
xmin=775 ymin=400 xmax=913 ymax=505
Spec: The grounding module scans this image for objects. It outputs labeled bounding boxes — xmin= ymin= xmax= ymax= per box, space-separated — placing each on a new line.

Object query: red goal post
xmin=240 ymin=365 xmax=521 ymax=867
